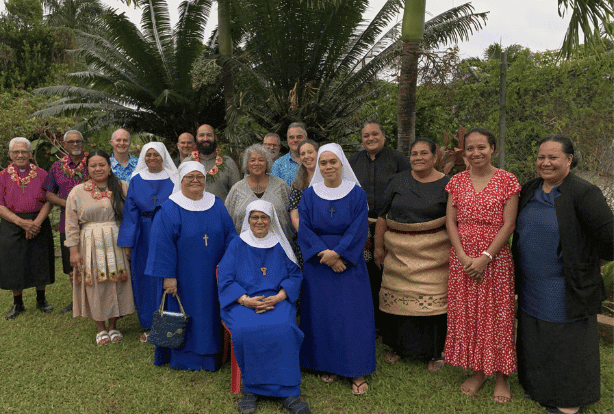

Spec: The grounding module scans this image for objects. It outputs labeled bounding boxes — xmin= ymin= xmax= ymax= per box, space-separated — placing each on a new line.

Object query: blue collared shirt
xmin=110 ymin=154 xmax=138 ymax=183
xmin=271 ymin=152 xmax=299 ymax=187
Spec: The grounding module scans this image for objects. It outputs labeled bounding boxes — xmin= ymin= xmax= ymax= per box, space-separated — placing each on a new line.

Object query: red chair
xmin=217 ymin=267 xmax=242 ymax=394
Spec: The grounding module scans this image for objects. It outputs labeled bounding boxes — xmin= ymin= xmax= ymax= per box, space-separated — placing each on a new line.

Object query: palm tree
xmin=33 ymin=0 xmax=224 ymax=142
xmin=221 ymin=0 xmax=404 ymax=144
xmin=558 ymin=0 xmax=613 ymax=58
xmin=41 ymin=0 xmax=105 ymax=34
xmin=396 ymin=2 xmax=487 ymax=155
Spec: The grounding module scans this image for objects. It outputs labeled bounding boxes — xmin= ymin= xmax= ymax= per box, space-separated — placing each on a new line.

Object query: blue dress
xmin=145 ymin=197 xmax=237 ymax=371
xmin=298 ymin=185 xmax=376 ymax=377
xmin=218 ymin=238 xmax=304 ymax=397
xmin=117 ymin=174 xmax=174 ymax=330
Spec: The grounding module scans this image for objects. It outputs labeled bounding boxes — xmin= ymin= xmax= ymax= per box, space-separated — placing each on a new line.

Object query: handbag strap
xmin=158 ymin=292 xmax=188 ymax=317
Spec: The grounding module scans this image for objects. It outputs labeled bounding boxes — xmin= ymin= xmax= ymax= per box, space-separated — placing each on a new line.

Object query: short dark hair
xmin=538 ymin=134 xmax=578 ymax=169
xmin=410 ymin=138 xmax=437 ymax=154
xmin=465 ymin=127 xmax=496 ymax=150
xmin=361 ymin=120 xmax=385 ymax=135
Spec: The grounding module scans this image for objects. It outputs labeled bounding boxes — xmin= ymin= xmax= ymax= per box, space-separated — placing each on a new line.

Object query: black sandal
xmin=238 ymin=391 xmax=258 ymax=414
xmin=281 ymin=395 xmax=311 ymax=414
xmin=352 ymin=380 xmax=368 ymax=396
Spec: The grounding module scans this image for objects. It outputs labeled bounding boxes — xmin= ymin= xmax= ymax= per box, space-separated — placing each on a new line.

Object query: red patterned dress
xmin=444 ymin=169 xmax=520 ymax=375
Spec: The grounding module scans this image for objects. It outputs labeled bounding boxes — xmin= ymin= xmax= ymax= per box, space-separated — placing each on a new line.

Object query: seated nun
xmin=218 ymin=200 xmax=311 ymax=414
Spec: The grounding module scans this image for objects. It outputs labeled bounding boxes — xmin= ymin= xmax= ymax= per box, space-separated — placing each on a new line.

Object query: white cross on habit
xmin=203 ymin=234 xmax=209 ymax=247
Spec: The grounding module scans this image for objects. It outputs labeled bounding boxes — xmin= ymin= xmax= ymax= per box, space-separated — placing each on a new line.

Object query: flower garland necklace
xmin=190 ymin=146 xmax=226 ymax=182
xmin=83 ymin=180 xmax=112 ymax=200
xmin=7 ymin=163 xmax=38 ymax=194
xmin=61 ymin=152 xmax=88 ymax=179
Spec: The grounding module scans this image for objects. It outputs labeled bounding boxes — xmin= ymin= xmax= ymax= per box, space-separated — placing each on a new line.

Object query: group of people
xmin=0 ymin=121 xmax=611 ymax=414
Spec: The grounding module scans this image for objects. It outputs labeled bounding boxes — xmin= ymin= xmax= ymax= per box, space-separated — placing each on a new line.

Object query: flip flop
xmin=352 ymin=380 xmax=368 ymax=396
xmin=321 ymin=374 xmax=337 ymax=383
xmin=385 ymin=352 xmax=401 ymax=364
xmin=492 ymin=380 xmax=511 ymax=404
xmin=428 ymin=358 xmax=445 ymax=373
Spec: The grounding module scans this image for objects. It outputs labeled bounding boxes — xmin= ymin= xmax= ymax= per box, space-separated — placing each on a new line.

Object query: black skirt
xmin=0 ymin=213 xmax=55 ymax=291
xmin=517 ymin=309 xmax=600 ymax=407
xmin=381 ymin=311 xmax=447 ymax=360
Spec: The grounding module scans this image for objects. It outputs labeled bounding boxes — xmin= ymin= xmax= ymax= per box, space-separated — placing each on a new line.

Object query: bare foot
xmin=385 ymin=351 xmax=401 ymax=364
xmin=427 ymin=358 xmax=445 ymax=373
xmin=555 ymin=408 xmax=579 ymax=414
xmin=461 ymin=372 xmax=487 ymax=396
xmin=492 ymin=377 xmax=511 ymax=404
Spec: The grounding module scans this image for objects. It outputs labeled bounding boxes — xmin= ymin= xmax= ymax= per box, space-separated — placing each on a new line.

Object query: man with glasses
xmin=42 ymin=130 xmax=89 ymax=314
xmin=262 ymin=133 xmax=281 ymax=161
xmin=1 ymin=138 xmax=55 ymax=319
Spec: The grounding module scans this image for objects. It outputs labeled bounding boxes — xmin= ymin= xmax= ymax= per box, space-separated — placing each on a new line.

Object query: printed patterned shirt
xmin=110 ymin=154 xmax=138 ymax=183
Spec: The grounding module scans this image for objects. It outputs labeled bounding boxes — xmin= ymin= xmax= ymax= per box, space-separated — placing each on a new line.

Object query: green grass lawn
xmin=0 ymin=259 xmax=612 ymax=414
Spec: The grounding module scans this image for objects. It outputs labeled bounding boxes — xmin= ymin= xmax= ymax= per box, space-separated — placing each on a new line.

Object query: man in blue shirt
xmin=109 ymin=128 xmax=138 ymax=183
xmin=271 ymin=122 xmax=307 ymax=187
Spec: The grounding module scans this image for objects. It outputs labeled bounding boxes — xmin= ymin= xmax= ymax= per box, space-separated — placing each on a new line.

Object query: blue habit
xmin=218 ymin=238 xmax=304 ymax=397
xmin=145 ymin=197 xmax=237 ymax=371
xmin=117 ymin=174 xmax=174 ymax=329
xmin=298 ymin=185 xmax=376 ymax=378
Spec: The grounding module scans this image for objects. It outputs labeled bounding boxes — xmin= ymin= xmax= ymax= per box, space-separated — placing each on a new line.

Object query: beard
xmin=197 ymin=139 xmax=217 ymax=155
xmin=71 ymin=150 xmax=82 ymax=156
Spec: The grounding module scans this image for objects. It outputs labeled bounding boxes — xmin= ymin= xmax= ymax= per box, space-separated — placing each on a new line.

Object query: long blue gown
xmin=145 ymin=197 xmax=237 ymax=371
xmin=298 ymin=185 xmax=376 ymax=377
xmin=218 ymin=238 xmax=304 ymax=397
xmin=117 ymin=174 xmax=174 ymax=330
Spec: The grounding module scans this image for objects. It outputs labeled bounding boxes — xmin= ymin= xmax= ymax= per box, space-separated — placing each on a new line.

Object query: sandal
xmin=96 ymin=330 xmax=110 ymax=346
xmin=238 ymin=391 xmax=257 ymax=414
xmin=492 ymin=379 xmax=511 ymax=404
xmin=321 ymin=373 xmax=337 ymax=383
xmin=461 ymin=375 xmax=487 ymax=396
xmin=140 ymin=331 xmax=149 ymax=343
xmin=352 ymin=380 xmax=368 ymax=396
xmin=109 ymin=329 xmax=123 ymax=343
xmin=427 ymin=358 xmax=445 ymax=373
xmin=385 ymin=352 xmax=401 ymax=364
xmin=281 ymin=395 xmax=311 ymax=414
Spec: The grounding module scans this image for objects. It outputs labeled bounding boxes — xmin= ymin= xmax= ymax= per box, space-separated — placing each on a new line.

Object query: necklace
xmin=189 ymin=147 xmax=226 ymax=182
xmin=60 ymin=152 xmax=88 ymax=179
xmin=83 ymin=180 xmax=112 ymax=200
xmin=7 ymin=163 xmax=38 ymax=194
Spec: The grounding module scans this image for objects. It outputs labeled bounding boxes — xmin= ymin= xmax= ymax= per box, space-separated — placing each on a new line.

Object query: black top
xmin=512 ymin=173 xmax=613 ymax=318
xmin=379 ymin=170 xmax=450 ymax=224
xmin=349 ymin=147 xmax=410 ymax=219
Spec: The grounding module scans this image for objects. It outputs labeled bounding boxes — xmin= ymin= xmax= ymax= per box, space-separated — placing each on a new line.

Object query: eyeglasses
xmin=65 ymin=140 xmax=84 ymax=145
xmin=183 ymin=174 xmax=206 ymax=182
xmin=249 ymin=214 xmax=271 ymax=222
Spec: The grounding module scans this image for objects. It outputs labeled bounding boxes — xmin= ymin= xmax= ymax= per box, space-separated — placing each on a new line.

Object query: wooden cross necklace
xmin=20 ymin=182 xmax=27 ymax=194
xmin=151 ymin=196 xmax=158 ymax=206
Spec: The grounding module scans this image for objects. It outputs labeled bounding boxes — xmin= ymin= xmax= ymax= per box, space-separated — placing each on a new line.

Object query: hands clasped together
xmin=19 ymin=218 xmax=41 ymax=240
xmin=239 ymin=289 xmax=288 ymax=314
xmin=458 ymin=253 xmax=491 ymax=282
xmin=317 ymin=249 xmax=346 ymax=273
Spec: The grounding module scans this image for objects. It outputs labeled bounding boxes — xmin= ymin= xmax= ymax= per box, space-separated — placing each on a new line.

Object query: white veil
xmin=308 ymin=143 xmax=361 ymax=200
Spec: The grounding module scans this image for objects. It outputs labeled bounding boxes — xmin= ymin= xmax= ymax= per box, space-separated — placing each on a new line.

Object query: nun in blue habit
xmin=218 ymin=200 xmax=311 ymax=414
xmin=117 ymin=142 xmax=179 ymax=342
xmin=298 ymin=143 xmax=375 ymax=396
xmin=145 ymin=161 xmax=237 ymax=371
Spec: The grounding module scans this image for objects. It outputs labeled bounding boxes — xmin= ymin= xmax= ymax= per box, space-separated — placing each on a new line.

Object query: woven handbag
xmin=148 ymin=293 xmax=190 ymax=349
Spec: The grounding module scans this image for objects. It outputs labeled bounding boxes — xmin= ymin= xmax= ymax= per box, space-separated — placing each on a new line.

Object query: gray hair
xmin=263 ymin=132 xmax=280 ymax=143
xmin=241 ymin=144 xmax=273 ymax=175
xmin=111 ymin=128 xmax=131 ymax=141
xmin=64 ymin=130 xmax=83 ymax=140
xmin=287 ymin=122 xmax=308 ymax=140
xmin=9 ymin=137 xmax=32 ymax=152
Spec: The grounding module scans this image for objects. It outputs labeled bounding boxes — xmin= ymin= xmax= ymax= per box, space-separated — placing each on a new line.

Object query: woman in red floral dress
xmin=444 ymin=127 xmax=520 ymax=404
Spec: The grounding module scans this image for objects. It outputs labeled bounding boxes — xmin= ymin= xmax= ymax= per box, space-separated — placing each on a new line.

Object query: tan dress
xmin=64 ymin=181 xmax=135 ymax=321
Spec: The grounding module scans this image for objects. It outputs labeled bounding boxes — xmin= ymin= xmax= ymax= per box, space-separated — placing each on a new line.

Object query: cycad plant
xmin=222 ymin=0 xmax=404 ymax=144
xmin=34 ymin=0 xmax=224 ymax=141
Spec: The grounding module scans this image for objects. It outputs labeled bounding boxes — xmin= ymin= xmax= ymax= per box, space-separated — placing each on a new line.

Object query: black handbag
xmin=148 ymin=293 xmax=190 ymax=349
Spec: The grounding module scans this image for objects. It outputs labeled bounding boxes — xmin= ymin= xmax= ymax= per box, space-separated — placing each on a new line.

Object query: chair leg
xmin=231 ymin=345 xmax=242 ymax=394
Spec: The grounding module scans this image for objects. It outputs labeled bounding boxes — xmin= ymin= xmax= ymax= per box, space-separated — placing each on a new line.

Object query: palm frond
xmin=559 ymin=0 xmax=614 ymax=58
xmin=138 ymin=0 xmax=175 ymax=85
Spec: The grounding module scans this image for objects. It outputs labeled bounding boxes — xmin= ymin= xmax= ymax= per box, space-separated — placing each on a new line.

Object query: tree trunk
xmin=397 ymin=39 xmax=420 ymax=157
xmin=218 ymin=0 xmax=233 ymax=109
